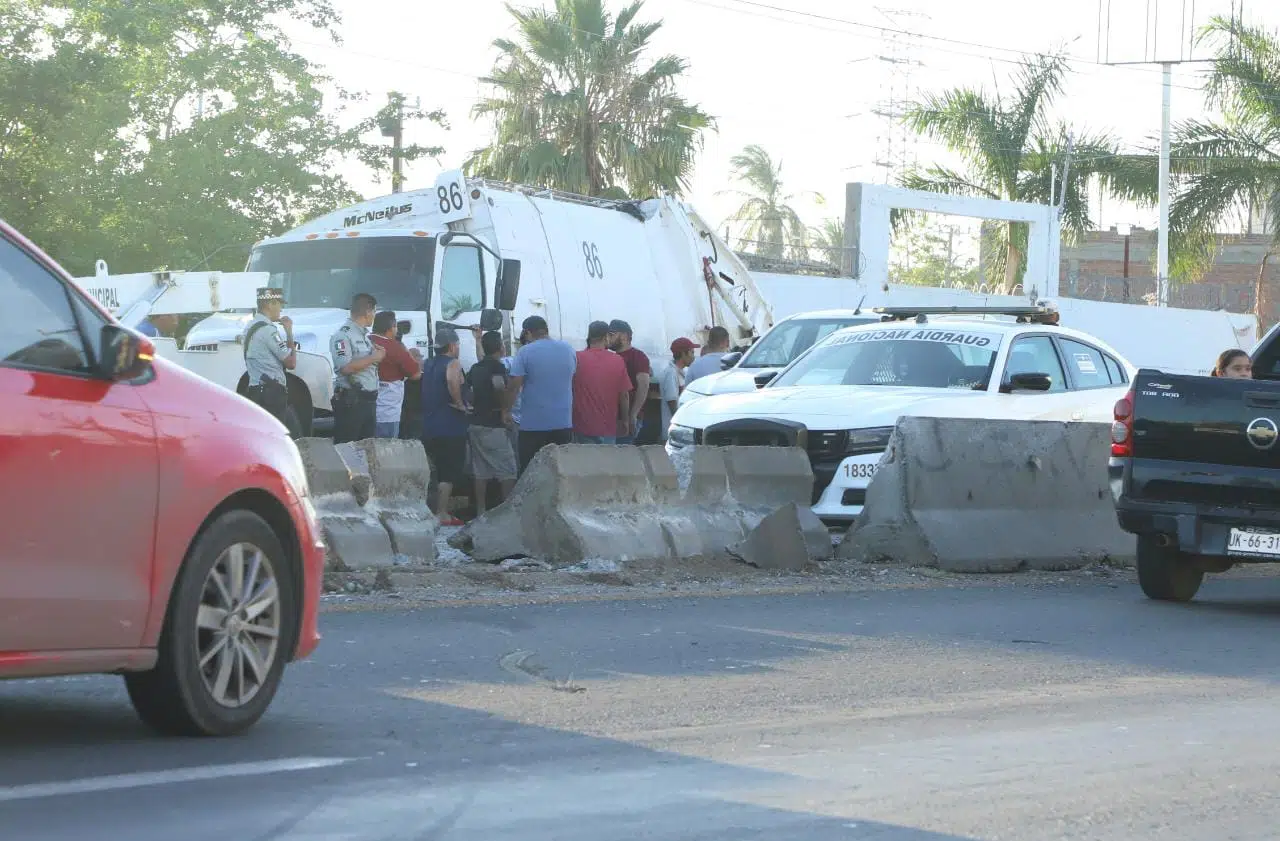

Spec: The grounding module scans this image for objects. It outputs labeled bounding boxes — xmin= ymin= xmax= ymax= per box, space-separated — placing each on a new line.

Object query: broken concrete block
xmin=730 ymin=502 xmax=831 ymax=571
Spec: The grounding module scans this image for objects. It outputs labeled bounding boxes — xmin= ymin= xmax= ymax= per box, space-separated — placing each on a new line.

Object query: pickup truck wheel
xmin=124 ymin=511 xmax=296 ymax=737
xmin=1136 ymin=536 xmax=1204 ymax=603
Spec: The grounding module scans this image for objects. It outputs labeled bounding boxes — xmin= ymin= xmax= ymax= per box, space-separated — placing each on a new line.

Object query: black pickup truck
xmin=1111 ymin=346 xmax=1280 ymax=602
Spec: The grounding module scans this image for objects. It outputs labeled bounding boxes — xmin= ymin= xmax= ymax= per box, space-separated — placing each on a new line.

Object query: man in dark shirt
xmin=467 ymin=330 xmax=518 ymax=514
xmin=607 ymin=319 xmax=651 ymax=445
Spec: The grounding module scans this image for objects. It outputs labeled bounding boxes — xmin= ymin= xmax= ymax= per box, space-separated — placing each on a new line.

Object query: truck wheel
xmin=124 ymin=511 xmax=297 ymax=737
xmin=1136 ymin=536 xmax=1204 ymax=603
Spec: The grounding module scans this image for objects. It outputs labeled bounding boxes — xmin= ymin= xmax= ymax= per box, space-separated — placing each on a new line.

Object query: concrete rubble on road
xmin=449 ymin=444 xmax=814 ymax=566
xmin=298 ymin=437 xmax=437 ymax=569
xmin=730 ymin=501 xmax=832 ymax=571
xmin=839 ymin=416 xmax=1135 ymax=572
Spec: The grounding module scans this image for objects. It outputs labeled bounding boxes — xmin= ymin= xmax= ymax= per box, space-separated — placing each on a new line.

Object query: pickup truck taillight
xmin=1112 ymin=390 xmax=1135 ymax=457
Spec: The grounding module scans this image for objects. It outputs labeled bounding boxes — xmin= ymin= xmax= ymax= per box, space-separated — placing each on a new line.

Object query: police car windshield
xmin=739 ymin=316 xmax=878 ymax=368
xmin=770 ymin=325 xmax=1003 ymax=389
xmin=248 ymin=237 xmax=433 ymax=311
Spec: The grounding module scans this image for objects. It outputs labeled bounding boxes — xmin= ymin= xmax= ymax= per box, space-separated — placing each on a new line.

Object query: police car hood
xmin=672 ymin=384 xmax=989 ymax=428
xmin=683 ymin=367 xmax=773 ymax=397
xmin=186 ymin=308 xmax=347 ymax=345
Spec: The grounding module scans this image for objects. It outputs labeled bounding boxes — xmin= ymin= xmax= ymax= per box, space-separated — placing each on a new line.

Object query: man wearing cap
xmin=607 ymin=319 xmax=650 ymax=445
xmin=420 ymin=326 xmax=470 ymax=526
xmin=242 ymin=287 xmax=296 ymax=431
xmin=330 ymin=292 xmax=385 ymax=444
xmin=657 ymin=337 xmax=698 ymax=441
xmin=508 ymin=315 xmax=576 ymax=473
xmin=573 ymin=321 xmax=632 ymax=444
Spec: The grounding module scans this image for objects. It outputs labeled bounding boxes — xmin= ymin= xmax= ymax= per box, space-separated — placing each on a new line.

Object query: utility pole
xmin=1098 ymin=0 xmax=1229 ymax=307
xmin=1157 ymin=62 xmax=1172 ymax=307
xmin=380 ymin=92 xmax=406 ymax=194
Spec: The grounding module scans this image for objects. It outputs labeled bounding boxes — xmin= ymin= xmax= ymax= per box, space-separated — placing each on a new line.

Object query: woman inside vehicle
xmin=1211 ymin=348 xmax=1252 ymax=379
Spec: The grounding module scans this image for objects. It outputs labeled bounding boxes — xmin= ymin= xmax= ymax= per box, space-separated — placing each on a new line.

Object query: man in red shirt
xmin=371 ymin=310 xmax=422 ymax=438
xmin=573 ymin=321 xmax=632 ymax=444
xmin=607 ymin=319 xmax=651 ymax=444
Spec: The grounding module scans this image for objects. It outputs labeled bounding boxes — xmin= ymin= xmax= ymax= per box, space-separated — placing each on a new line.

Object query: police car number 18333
xmin=842 ymin=462 xmax=879 ymax=480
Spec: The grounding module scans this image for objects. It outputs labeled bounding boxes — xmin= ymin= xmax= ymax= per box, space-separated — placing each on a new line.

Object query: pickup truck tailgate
xmin=1130 ymin=371 xmax=1280 ymax=507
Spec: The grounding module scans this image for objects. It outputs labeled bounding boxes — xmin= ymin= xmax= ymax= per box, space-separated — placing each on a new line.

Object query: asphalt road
xmin=5 ymin=573 xmax=1280 ymax=840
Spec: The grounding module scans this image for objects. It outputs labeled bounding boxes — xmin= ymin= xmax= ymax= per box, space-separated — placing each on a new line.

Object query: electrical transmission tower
xmin=870 ymin=7 xmax=928 ymax=185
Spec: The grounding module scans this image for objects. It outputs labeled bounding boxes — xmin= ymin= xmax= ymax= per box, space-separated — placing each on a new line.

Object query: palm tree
xmin=809 ymin=217 xmax=846 ymax=269
xmin=1167 ymin=17 xmax=1280 ymax=281
xmin=722 ymin=144 xmax=822 ymax=260
xmin=901 ymin=54 xmax=1150 ymax=293
xmin=468 ymin=0 xmax=712 ymax=199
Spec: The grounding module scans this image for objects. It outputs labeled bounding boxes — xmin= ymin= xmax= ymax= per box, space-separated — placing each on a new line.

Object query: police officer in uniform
xmin=330 ymin=292 xmax=384 ymax=443
xmin=243 ymin=287 xmax=296 ymax=431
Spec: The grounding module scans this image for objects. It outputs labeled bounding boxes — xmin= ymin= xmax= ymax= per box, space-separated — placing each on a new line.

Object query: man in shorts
xmin=467 ymin=330 xmax=518 ymax=515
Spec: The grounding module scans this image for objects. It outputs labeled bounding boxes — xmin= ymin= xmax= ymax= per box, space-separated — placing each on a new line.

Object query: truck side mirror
xmin=496 ymin=259 xmax=521 ymax=311
xmin=720 ymin=351 xmax=742 ymax=370
xmin=480 ymin=309 xmax=503 ymax=331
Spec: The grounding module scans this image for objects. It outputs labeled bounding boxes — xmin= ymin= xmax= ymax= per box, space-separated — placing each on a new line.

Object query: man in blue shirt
xmin=508 ymin=315 xmax=576 ymax=474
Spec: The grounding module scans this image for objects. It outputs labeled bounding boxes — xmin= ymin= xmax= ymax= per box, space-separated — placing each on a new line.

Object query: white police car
xmin=667 ymin=306 xmax=1136 ymax=522
xmin=678 ymin=309 xmax=879 ymax=408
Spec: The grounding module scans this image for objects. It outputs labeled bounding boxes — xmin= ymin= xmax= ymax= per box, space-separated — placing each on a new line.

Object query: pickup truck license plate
xmin=1227 ymin=528 xmax=1280 ymax=557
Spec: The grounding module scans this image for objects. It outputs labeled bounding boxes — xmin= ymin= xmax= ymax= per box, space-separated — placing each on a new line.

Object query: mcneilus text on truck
xmin=1111 ymin=331 xmax=1280 ymax=602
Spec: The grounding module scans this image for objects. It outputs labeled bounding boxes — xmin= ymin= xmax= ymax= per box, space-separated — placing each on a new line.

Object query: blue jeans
xmin=575 ymin=434 xmax=616 ymax=444
xmin=375 ymin=421 xmax=400 ymax=439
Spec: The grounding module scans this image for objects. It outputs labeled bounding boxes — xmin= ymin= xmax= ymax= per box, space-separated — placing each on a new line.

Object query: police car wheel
xmin=124 ymin=511 xmax=297 ymax=737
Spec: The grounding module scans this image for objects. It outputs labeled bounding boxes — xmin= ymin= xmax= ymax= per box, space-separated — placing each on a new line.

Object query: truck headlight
xmin=668 ymin=424 xmax=699 ymax=448
xmin=845 ymin=426 xmax=894 ymax=454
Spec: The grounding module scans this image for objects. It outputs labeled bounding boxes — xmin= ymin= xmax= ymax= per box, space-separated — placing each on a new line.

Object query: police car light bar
xmin=873 ymin=305 xmax=1060 ymax=325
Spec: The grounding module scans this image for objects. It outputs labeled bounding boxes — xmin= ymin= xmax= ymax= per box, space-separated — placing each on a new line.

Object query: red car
xmin=0 ymin=221 xmax=323 ymax=736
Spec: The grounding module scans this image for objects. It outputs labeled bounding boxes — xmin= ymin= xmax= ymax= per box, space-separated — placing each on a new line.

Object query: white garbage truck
xmin=178 ymin=169 xmax=775 ymax=433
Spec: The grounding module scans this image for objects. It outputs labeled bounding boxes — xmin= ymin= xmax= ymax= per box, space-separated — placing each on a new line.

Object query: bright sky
xmin=286 ymin=0 xmax=1273 ymax=239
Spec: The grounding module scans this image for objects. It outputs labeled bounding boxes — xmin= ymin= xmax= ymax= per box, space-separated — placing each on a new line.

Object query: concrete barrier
xmin=838 ymin=417 xmax=1134 ymax=572
xmin=296 ymin=437 xmax=394 ymax=569
xmin=356 ymin=438 xmax=437 ymax=563
xmin=451 ymin=444 xmax=814 ymax=565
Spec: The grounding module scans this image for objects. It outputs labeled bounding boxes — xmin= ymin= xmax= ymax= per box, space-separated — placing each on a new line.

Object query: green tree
xmin=0 ymin=0 xmax=447 ymax=276
xmin=722 ymin=145 xmax=822 ymax=260
xmin=1167 ymin=17 xmax=1280 ymax=280
xmin=809 ymin=217 xmax=846 ymax=269
xmin=890 ymin=218 xmax=980 ymax=289
xmin=469 ymin=0 xmax=712 ymax=198
xmin=901 ymin=54 xmax=1150 ymax=293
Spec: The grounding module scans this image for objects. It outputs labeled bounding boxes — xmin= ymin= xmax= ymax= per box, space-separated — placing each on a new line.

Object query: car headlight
xmin=845 ymin=426 xmax=894 ymax=454
xmin=668 ymin=424 xmax=699 ymax=448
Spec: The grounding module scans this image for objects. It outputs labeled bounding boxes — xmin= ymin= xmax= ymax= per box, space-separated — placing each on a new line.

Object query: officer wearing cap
xmin=243 ymin=287 xmax=296 ymax=430
xmin=330 ymin=292 xmax=384 ymax=443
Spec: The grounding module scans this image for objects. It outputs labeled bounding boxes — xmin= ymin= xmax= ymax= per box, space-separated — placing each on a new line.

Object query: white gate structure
xmin=843 ymin=182 xmax=1062 ymax=299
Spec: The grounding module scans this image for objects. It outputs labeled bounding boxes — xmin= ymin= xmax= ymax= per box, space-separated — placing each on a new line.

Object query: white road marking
xmin=0 ymin=757 xmax=354 ymax=803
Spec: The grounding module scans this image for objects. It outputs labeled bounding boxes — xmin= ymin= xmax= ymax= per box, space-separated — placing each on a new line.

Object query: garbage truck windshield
xmin=247 ymin=237 xmax=435 ymax=311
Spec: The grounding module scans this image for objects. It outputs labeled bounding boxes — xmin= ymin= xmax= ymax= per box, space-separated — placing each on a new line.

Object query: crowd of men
xmin=241 ymin=288 xmax=736 ymax=522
